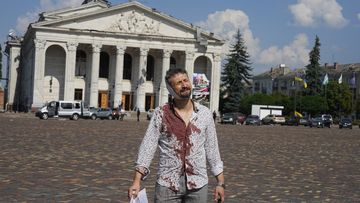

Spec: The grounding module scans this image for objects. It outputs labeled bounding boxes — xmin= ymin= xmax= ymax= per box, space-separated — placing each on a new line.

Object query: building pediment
xmin=33 ymin=1 xmax=222 ymax=43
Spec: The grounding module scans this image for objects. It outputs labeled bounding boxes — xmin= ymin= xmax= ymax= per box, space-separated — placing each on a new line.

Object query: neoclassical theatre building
xmin=5 ymin=0 xmax=224 ymax=112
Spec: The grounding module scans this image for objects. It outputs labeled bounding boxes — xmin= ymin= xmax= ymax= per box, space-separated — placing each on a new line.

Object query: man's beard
xmin=178 ymin=88 xmax=192 ymax=99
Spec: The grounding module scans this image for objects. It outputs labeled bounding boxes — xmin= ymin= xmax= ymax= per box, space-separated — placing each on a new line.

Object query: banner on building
xmin=192 ymin=73 xmax=210 ymax=106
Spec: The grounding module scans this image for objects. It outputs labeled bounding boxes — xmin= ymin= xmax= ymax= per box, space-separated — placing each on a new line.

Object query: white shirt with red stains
xmin=135 ymin=101 xmax=224 ymax=191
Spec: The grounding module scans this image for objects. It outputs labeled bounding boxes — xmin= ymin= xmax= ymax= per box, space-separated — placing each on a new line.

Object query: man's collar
xmin=169 ymin=99 xmax=199 ymax=113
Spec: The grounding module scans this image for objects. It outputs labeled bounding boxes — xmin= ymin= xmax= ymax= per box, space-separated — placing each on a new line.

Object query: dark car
xmin=284 ymin=116 xmax=300 ymax=126
xmin=309 ymin=117 xmax=325 ymax=128
xmin=339 ymin=118 xmax=352 ymax=129
xmin=299 ymin=117 xmax=310 ymax=126
xmin=112 ymin=108 xmax=126 ymax=120
xmin=245 ymin=115 xmax=261 ymax=126
xmin=221 ymin=112 xmax=246 ymax=125
xmin=90 ymin=108 xmax=113 ymax=120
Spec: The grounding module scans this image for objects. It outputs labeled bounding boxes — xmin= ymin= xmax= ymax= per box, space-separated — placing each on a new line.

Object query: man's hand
xmin=214 ymin=186 xmax=225 ymax=203
xmin=128 ymin=183 xmax=140 ymax=200
xmin=128 ymin=170 xmax=143 ymax=200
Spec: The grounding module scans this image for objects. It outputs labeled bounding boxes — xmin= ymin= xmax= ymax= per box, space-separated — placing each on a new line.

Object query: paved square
xmin=0 ymin=113 xmax=359 ymax=202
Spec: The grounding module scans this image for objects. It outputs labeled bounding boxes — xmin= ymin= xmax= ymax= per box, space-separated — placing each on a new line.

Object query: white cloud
xmin=289 ymin=0 xmax=348 ymax=28
xmin=258 ymin=34 xmax=310 ymax=69
xmin=196 ymin=9 xmax=260 ymax=57
xmin=196 ymin=9 xmax=310 ymax=74
xmin=15 ymin=0 xmax=83 ymax=34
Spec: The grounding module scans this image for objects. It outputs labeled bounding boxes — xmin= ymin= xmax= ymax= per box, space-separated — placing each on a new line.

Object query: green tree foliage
xmin=220 ymin=29 xmax=252 ymax=113
xmin=239 ymin=93 xmax=273 ymax=115
xmin=325 ymin=81 xmax=352 ymax=117
xmin=305 ymin=35 xmax=323 ymax=95
xmin=299 ymin=95 xmax=328 ymax=116
xmin=239 ymin=93 xmax=291 ymax=115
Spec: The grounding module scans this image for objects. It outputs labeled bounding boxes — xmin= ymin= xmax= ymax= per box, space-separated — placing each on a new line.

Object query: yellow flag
xmin=294 ymin=76 xmax=303 ymax=82
xmin=303 ymin=80 xmax=307 ymax=88
xmin=294 ymin=111 xmax=303 ymax=117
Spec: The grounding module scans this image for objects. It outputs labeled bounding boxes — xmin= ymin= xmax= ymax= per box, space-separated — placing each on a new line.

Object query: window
xmin=75 ymin=50 xmax=86 ymax=77
xmin=146 ymin=55 xmax=154 ymax=81
xmin=61 ymin=102 xmax=73 ymax=109
xmin=74 ymin=103 xmax=81 ymax=109
xmin=74 ymin=89 xmax=83 ymax=101
xmin=170 ymin=57 xmax=176 ymax=69
xmin=123 ymin=53 xmax=132 ymax=80
xmin=99 ymin=52 xmax=109 ymax=78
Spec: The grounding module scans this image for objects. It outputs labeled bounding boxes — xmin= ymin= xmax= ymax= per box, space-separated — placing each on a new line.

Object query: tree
xmin=305 ymin=35 xmax=323 ymax=96
xmin=325 ymin=81 xmax=352 ymax=117
xmin=299 ymin=95 xmax=328 ymax=116
xmin=220 ymin=29 xmax=252 ymax=113
xmin=239 ymin=93 xmax=273 ymax=115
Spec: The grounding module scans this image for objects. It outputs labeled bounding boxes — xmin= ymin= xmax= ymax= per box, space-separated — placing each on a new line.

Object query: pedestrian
xmin=213 ymin=110 xmax=217 ymax=122
xmin=128 ymin=68 xmax=225 ymax=203
xmin=137 ymin=108 xmax=140 ymax=122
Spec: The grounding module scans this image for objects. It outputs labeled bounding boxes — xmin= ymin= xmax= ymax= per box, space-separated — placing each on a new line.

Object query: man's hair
xmin=165 ymin=68 xmax=188 ymax=84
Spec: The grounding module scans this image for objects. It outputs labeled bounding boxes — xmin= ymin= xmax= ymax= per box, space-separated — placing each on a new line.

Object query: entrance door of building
xmin=98 ymin=91 xmax=108 ymax=108
xmin=145 ymin=94 xmax=155 ymax=111
xmin=122 ymin=92 xmax=133 ymax=111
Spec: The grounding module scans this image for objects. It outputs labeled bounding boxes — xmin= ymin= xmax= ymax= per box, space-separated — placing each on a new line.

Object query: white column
xmin=33 ymin=39 xmax=46 ymax=107
xmin=210 ymin=53 xmax=222 ymax=112
xmin=185 ymin=51 xmax=195 ymax=80
xmin=113 ymin=46 xmax=125 ymax=108
xmin=89 ymin=43 xmax=101 ymax=107
xmin=159 ymin=49 xmax=172 ymax=105
xmin=135 ymin=48 xmax=148 ymax=111
xmin=7 ymin=46 xmax=21 ymax=106
xmin=64 ymin=42 xmax=78 ymax=101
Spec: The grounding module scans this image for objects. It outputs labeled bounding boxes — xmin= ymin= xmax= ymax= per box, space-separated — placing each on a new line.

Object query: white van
xmin=35 ymin=100 xmax=91 ymax=120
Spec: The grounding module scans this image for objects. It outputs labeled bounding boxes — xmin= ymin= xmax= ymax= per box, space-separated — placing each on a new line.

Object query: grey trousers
xmin=154 ymin=176 xmax=208 ymax=203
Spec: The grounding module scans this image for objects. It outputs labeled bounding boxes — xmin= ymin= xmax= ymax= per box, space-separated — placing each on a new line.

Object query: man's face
xmin=169 ymin=73 xmax=192 ymax=99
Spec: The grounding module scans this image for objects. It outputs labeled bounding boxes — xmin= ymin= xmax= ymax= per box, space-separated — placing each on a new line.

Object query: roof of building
xmin=253 ymin=63 xmax=360 ymax=81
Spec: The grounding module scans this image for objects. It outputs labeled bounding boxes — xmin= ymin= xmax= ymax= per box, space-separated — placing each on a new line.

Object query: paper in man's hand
xmin=129 ymin=188 xmax=148 ymax=203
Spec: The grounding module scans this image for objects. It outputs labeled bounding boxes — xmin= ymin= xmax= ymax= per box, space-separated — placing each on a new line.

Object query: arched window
xmin=99 ymin=52 xmax=109 ymax=78
xmin=170 ymin=57 xmax=176 ymax=69
xmin=123 ymin=53 xmax=132 ymax=80
xmin=75 ymin=50 xmax=86 ymax=77
xmin=146 ymin=55 xmax=155 ymax=81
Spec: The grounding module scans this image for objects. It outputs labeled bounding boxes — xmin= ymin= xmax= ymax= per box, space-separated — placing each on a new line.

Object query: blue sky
xmin=1 ymin=0 xmax=360 ymax=77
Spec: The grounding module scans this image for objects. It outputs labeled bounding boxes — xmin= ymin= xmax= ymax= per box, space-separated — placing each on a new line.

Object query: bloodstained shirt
xmin=135 ymin=101 xmax=224 ymax=191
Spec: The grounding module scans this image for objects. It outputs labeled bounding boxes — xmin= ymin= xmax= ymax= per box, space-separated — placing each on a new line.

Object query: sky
xmin=1 ymin=0 xmax=360 ymax=79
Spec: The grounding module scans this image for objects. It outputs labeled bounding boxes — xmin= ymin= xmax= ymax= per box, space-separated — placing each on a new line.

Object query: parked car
xmin=299 ymin=117 xmax=310 ymax=126
xmin=309 ymin=117 xmax=326 ymax=128
xmin=35 ymin=100 xmax=89 ymax=120
xmin=90 ymin=108 xmax=113 ymax=120
xmin=245 ymin=115 xmax=261 ymax=125
xmin=112 ymin=108 xmax=126 ymax=120
xmin=283 ymin=116 xmax=300 ymax=126
xmin=261 ymin=114 xmax=286 ymax=125
xmin=339 ymin=118 xmax=352 ymax=129
xmin=322 ymin=114 xmax=333 ymax=124
xmin=147 ymin=109 xmax=154 ymax=120
xmin=221 ymin=112 xmax=246 ymax=125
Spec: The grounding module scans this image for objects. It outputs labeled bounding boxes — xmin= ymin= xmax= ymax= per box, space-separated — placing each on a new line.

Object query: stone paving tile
xmin=0 ymin=113 xmax=360 ymax=202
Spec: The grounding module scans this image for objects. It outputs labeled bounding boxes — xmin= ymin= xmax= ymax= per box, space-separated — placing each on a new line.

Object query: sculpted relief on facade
xmin=107 ymin=10 xmax=160 ymax=35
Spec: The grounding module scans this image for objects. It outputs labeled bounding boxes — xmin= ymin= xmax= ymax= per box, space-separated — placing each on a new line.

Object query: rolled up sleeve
xmin=135 ymin=109 xmax=161 ymax=179
xmin=204 ymin=114 xmax=224 ymax=176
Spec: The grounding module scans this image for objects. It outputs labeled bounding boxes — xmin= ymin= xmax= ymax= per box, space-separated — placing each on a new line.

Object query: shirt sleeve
xmin=204 ymin=111 xmax=224 ymax=176
xmin=135 ymin=108 xmax=162 ymax=179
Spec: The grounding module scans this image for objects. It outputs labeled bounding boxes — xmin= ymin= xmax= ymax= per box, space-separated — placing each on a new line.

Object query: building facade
xmin=5 ymin=0 xmax=224 ymax=112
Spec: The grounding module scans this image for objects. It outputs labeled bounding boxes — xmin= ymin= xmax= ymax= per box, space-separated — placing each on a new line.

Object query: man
xmin=128 ymin=68 xmax=225 ymax=203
